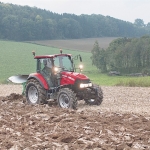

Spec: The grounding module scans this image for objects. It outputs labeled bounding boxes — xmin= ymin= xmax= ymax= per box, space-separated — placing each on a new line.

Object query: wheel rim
xmin=28 ymin=86 xmax=38 ymax=103
xmin=59 ymin=93 xmax=70 ymax=108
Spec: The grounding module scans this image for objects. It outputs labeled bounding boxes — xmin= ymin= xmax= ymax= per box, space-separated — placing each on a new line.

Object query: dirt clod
xmin=0 ymin=85 xmax=150 ymax=149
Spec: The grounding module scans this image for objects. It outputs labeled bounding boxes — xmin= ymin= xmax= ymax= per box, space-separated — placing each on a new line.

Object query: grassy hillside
xmin=1 ymin=40 xmax=150 ymax=86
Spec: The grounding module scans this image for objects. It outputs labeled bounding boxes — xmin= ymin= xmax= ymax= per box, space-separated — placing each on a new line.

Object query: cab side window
xmin=54 ymin=57 xmax=60 ymax=67
xmin=40 ymin=59 xmax=45 ymax=71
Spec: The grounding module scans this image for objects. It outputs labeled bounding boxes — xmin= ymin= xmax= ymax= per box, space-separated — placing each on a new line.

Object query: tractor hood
xmin=60 ymin=71 xmax=90 ymax=86
xmin=61 ymin=72 xmax=89 ymax=81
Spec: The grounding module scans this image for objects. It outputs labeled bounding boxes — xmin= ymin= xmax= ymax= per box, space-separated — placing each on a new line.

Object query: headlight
xmin=54 ymin=67 xmax=59 ymax=72
xmin=79 ymin=64 xmax=83 ymax=69
xmin=54 ymin=67 xmax=59 ymax=74
xmin=88 ymin=83 xmax=92 ymax=87
xmin=80 ymin=83 xmax=85 ymax=88
xmin=79 ymin=83 xmax=92 ymax=88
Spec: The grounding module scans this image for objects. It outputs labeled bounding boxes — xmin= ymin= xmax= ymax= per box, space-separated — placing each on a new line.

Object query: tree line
xmin=91 ymin=36 xmax=150 ymax=74
xmin=0 ymin=2 xmax=150 ymax=41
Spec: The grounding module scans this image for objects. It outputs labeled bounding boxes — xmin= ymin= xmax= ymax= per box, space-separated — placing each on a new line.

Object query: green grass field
xmin=0 ymin=40 xmax=94 ymax=83
xmin=1 ymin=40 xmax=150 ymax=86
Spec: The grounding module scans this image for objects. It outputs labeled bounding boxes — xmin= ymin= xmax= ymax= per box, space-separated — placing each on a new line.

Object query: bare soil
xmin=0 ymin=85 xmax=150 ymax=149
xmin=30 ymin=37 xmax=118 ymax=52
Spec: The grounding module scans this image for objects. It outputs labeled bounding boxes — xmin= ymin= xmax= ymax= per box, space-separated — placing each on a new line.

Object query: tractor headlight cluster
xmin=54 ymin=67 xmax=59 ymax=75
xmin=79 ymin=64 xmax=83 ymax=69
xmin=54 ymin=67 xmax=59 ymax=72
xmin=79 ymin=83 xmax=92 ymax=88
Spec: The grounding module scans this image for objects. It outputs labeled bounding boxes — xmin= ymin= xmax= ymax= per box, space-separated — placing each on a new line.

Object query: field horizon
xmin=28 ymin=37 xmax=118 ymax=52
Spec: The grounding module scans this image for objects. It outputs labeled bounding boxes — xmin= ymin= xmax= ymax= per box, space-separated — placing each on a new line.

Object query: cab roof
xmin=34 ymin=54 xmax=72 ymax=59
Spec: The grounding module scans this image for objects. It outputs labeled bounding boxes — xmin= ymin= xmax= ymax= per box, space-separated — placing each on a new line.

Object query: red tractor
xmin=9 ymin=50 xmax=103 ymax=109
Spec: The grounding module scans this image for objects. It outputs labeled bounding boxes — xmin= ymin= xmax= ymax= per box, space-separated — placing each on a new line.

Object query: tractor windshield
xmin=54 ymin=55 xmax=74 ymax=72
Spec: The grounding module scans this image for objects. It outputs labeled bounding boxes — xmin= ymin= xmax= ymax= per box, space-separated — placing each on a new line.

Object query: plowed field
xmin=0 ymin=85 xmax=150 ymax=149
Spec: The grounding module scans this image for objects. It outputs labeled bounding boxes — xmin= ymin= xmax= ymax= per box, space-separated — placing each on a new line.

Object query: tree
xmin=106 ymin=37 xmax=150 ymax=74
xmin=2 ymin=15 xmax=19 ymax=40
xmin=134 ymin=19 xmax=145 ymax=27
xmin=147 ymin=22 xmax=150 ymax=27
xmin=58 ymin=18 xmax=81 ymax=39
xmin=0 ymin=2 xmax=149 ymax=41
xmin=91 ymin=41 xmax=107 ymax=72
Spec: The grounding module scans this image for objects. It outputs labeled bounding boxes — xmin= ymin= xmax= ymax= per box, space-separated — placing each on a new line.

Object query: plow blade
xmin=8 ymin=75 xmax=29 ymax=84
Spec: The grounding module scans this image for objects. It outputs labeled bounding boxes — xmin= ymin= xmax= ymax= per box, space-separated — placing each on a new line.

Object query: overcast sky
xmin=1 ymin=0 xmax=150 ymax=24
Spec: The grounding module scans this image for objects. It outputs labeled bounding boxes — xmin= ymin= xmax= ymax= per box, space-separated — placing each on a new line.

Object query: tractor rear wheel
xmin=57 ymin=88 xmax=77 ymax=109
xmin=25 ymin=79 xmax=47 ymax=104
xmin=85 ymin=85 xmax=103 ymax=105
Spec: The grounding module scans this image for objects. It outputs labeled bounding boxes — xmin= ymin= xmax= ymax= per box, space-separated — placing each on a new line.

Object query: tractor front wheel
xmin=57 ymin=88 xmax=77 ymax=109
xmin=85 ymin=85 xmax=103 ymax=105
xmin=25 ymin=79 xmax=47 ymax=104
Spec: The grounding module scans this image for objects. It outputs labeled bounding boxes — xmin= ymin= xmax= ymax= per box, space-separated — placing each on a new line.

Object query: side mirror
xmin=79 ymin=55 xmax=82 ymax=62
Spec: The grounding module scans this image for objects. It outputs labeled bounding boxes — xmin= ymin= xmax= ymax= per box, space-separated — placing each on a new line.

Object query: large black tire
xmin=25 ymin=79 xmax=47 ymax=104
xmin=85 ymin=85 xmax=103 ymax=105
xmin=57 ymin=88 xmax=77 ymax=109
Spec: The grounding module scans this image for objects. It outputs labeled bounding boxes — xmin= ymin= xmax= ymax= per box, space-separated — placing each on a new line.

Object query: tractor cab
xmin=34 ymin=53 xmax=76 ymax=88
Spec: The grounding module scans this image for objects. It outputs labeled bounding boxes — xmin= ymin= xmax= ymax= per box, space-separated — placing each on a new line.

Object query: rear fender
xmin=28 ymin=73 xmax=49 ymax=90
